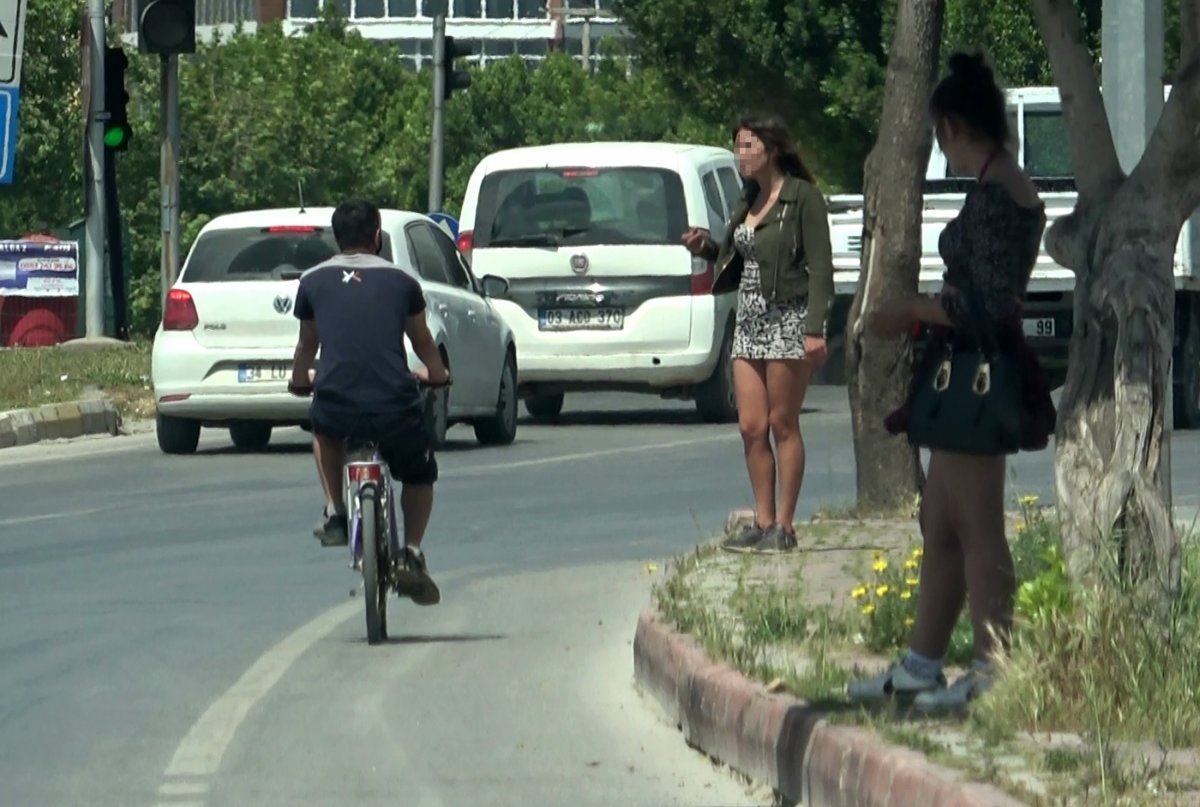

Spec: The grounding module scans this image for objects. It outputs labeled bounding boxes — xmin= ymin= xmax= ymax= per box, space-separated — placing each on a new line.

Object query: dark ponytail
xmin=930 ymin=51 xmax=1009 ymax=144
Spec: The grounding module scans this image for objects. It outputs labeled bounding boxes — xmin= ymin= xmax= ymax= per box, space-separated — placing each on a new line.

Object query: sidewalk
xmin=633 ymin=510 xmax=1087 ymax=807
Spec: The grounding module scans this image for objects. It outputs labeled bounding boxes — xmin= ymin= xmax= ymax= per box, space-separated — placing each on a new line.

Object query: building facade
xmin=116 ymin=0 xmax=622 ymax=68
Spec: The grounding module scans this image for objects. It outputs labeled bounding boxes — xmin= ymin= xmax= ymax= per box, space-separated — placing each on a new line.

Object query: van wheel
xmin=525 ymin=392 xmax=564 ymax=420
xmin=695 ymin=325 xmax=737 ymax=423
xmin=157 ymin=412 xmax=201 ymax=455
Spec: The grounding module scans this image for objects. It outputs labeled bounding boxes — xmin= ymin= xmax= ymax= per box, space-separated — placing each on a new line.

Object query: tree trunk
xmin=846 ymin=0 xmax=945 ymax=513
xmin=1031 ymin=0 xmax=1200 ymax=600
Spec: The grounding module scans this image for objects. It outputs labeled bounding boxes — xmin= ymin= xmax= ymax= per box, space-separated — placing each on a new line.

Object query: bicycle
xmin=289 ymin=376 xmax=450 ymax=645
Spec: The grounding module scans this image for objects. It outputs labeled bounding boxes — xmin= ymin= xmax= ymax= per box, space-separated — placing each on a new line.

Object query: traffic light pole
xmin=84 ymin=0 xmax=108 ymax=338
xmin=428 ymin=11 xmax=447 ymax=214
xmin=160 ymin=53 xmax=181 ymax=306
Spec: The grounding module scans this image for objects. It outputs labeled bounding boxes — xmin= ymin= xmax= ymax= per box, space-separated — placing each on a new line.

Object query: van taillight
xmin=690 ymin=256 xmax=714 ymax=295
xmin=163 ymin=289 xmax=199 ymax=331
xmin=456 ymin=230 xmax=474 ymax=259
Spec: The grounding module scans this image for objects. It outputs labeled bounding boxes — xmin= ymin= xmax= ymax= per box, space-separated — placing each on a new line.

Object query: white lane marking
xmin=446 ymin=432 xmax=738 ymax=478
xmin=0 ymin=490 xmax=291 ymax=528
xmin=152 ymin=567 xmax=484 ymax=807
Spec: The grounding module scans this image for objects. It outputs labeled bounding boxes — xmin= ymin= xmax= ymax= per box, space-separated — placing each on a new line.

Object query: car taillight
xmin=456 ymin=230 xmax=474 ymax=260
xmin=690 ymin=256 xmax=714 ymax=295
xmin=162 ymin=289 xmax=199 ymax=331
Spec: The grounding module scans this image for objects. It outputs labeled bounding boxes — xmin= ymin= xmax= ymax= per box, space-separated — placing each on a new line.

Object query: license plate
xmin=538 ymin=307 xmax=625 ymax=331
xmin=1023 ymin=317 xmax=1056 ymax=338
xmin=237 ymin=362 xmax=290 ymax=383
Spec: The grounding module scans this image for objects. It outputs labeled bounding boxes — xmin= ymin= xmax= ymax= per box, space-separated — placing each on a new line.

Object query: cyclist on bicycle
xmin=288 ymin=199 xmax=450 ymax=606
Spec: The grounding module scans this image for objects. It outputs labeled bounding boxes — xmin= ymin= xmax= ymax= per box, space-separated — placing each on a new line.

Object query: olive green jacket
xmin=702 ymin=175 xmax=835 ymax=337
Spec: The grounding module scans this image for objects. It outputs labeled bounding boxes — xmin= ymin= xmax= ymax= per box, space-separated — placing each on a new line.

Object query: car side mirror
xmin=480 ymin=275 xmax=510 ymax=298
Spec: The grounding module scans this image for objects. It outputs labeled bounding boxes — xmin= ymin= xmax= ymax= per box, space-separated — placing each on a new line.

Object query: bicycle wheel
xmin=359 ymin=486 xmax=387 ymax=644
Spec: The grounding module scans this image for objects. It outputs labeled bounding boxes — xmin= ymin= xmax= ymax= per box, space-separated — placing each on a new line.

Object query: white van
xmin=456 ymin=142 xmax=744 ymax=422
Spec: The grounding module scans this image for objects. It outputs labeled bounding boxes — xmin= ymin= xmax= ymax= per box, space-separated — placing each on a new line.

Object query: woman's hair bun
xmin=948 ymin=51 xmax=993 ymax=84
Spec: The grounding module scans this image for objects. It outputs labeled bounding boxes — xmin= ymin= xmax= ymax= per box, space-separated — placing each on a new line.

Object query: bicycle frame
xmin=343 ymin=447 xmax=403 ymax=569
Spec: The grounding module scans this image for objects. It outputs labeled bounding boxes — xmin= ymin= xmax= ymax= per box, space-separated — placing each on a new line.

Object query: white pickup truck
xmin=825 ymin=85 xmax=1200 ymax=428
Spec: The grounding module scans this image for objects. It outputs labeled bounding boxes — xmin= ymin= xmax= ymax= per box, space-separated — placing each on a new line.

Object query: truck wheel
xmin=695 ymin=324 xmax=737 ymax=423
xmin=1174 ymin=296 xmax=1200 ymax=430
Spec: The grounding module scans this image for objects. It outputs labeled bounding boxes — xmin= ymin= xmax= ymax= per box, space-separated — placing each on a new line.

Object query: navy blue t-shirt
xmin=293 ymin=252 xmax=426 ymax=413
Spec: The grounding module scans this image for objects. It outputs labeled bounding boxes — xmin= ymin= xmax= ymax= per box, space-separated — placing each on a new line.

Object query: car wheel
xmin=524 ymin=392 xmax=564 ymax=420
xmin=474 ymin=351 xmax=518 ymax=446
xmin=229 ymin=422 xmax=273 ymax=451
xmin=695 ymin=324 xmax=737 ymax=423
xmin=157 ymin=412 xmax=201 ymax=455
xmin=424 ymin=384 xmax=449 ymax=449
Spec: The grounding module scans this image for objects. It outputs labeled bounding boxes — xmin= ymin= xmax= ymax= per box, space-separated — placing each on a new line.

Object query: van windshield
xmin=473 ymin=167 xmax=688 ymax=249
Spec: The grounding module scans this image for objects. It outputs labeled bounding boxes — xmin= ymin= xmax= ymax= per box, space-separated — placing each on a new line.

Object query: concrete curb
xmin=633 ymin=607 xmax=1028 ymax=807
xmin=0 ymin=399 xmax=122 ymax=450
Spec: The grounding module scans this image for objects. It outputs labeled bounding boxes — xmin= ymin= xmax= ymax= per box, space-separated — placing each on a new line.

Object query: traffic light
xmin=103 ymin=47 xmax=132 ymax=152
xmin=443 ymin=36 xmax=472 ymax=100
xmin=137 ymin=0 xmax=196 ymax=55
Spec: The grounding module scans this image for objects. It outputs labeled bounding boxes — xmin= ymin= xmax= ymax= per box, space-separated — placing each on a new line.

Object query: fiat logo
xmin=570 ymin=253 xmax=589 ymax=275
xmin=273 ymin=295 xmax=293 ymax=314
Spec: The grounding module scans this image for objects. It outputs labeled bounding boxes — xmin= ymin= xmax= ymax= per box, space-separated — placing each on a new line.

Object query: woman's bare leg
xmin=734 ymin=358 xmax=774 ymax=529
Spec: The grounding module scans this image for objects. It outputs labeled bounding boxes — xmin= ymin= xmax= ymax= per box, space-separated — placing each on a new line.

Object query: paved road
xmin=3 ymin=387 xmax=1200 ymax=807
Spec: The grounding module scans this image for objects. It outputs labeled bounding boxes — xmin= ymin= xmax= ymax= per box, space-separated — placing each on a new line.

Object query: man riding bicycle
xmin=288 ymin=199 xmax=451 ymax=606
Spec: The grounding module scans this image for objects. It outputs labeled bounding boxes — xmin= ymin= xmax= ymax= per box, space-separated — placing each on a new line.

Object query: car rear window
xmin=181 ymin=226 xmax=393 ymax=283
xmin=473 ymin=167 xmax=688 ymax=249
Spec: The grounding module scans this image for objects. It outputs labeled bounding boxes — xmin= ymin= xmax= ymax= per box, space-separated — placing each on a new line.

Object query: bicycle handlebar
xmin=286 ymin=375 xmax=452 ymax=398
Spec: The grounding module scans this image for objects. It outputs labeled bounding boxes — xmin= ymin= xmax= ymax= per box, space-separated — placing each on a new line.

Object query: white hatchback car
xmin=456 ymin=142 xmax=744 ymax=422
xmin=151 ymin=206 xmax=519 ymax=454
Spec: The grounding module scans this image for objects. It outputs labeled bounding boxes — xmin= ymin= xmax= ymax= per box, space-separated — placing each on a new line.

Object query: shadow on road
xmin=522 ymin=406 xmax=819 ymax=428
xmin=350 ymin=632 xmax=507 ymax=646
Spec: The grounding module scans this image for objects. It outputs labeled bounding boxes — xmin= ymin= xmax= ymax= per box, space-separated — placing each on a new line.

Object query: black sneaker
xmin=722 ymin=522 xmax=766 ymax=553
xmin=313 ymin=512 xmax=348 ymax=547
xmin=394 ymin=546 xmax=441 ymax=606
xmin=751 ymin=523 xmax=798 ymax=554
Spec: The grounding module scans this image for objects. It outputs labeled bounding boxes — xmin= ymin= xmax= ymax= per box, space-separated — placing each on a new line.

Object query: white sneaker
xmin=913 ymin=667 xmax=993 ymax=712
xmin=846 ymin=661 xmax=946 ymax=703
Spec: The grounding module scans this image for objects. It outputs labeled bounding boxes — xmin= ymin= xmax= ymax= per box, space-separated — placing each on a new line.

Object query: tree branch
xmin=1029 ymin=0 xmax=1124 ymax=200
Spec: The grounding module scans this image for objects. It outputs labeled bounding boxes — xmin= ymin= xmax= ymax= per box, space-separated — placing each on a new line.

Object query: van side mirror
xmin=480 ymin=275 xmax=510 ymax=298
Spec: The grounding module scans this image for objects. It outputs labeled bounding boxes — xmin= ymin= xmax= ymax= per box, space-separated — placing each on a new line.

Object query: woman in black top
xmin=848 ymin=53 xmax=1056 ymax=711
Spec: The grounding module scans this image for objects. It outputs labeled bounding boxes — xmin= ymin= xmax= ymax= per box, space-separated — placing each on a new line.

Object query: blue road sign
xmin=0 ymin=85 xmax=18 ymax=185
xmin=428 ymin=212 xmax=460 ymax=239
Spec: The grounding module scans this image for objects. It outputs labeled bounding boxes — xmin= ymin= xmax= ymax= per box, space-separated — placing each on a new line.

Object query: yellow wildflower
xmin=906 ymin=577 xmax=920 ymax=587
xmin=900 ymin=590 xmax=912 ymax=600
xmin=862 ymin=603 xmax=876 ymax=615
xmin=1019 ymin=494 xmax=1039 ymax=507
xmin=1015 ymin=522 xmax=1027 ymax=535
xmin=912 ymin=548 xmax=924 ymax=560
xmin=872 ymin=558 xmax=889 ymax=573
xmin=851 ymin=585 xmax=868 ymax=599
xmin=904 ymin=558 xmax=919 ymax=570
xmin=876 ymin=585 xmax=890 ymax=597
xmin=904 ymin=616 xmax=916 ymax=627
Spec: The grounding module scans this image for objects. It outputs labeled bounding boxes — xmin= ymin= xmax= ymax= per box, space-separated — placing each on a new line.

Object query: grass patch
xmin=0 ymin=343 xmax=154 ymax=418
xmin=656 ymin=498 xmax=1200 ymax=801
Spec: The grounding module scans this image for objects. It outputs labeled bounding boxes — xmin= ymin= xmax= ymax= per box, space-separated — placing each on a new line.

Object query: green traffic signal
xmin=103 ymin=126 xmax=128 ymax=149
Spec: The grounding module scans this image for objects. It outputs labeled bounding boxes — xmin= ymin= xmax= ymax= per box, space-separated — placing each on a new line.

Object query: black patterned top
xmin=937 ymin=182 xmax=1047 ymax=337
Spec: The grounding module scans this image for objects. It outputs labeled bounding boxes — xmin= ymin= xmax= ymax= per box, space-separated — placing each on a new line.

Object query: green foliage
xmin=0 ymin=1 xmax=719 ymax=336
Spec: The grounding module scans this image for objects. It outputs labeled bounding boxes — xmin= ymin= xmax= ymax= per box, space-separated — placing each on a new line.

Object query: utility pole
xmin=428 ymin=7 xmax=447 ymax=214
xmin=160 ymin=53 xmax=181 ymax=306
xmin=84 ymin=0 xmax=108 ymax=338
